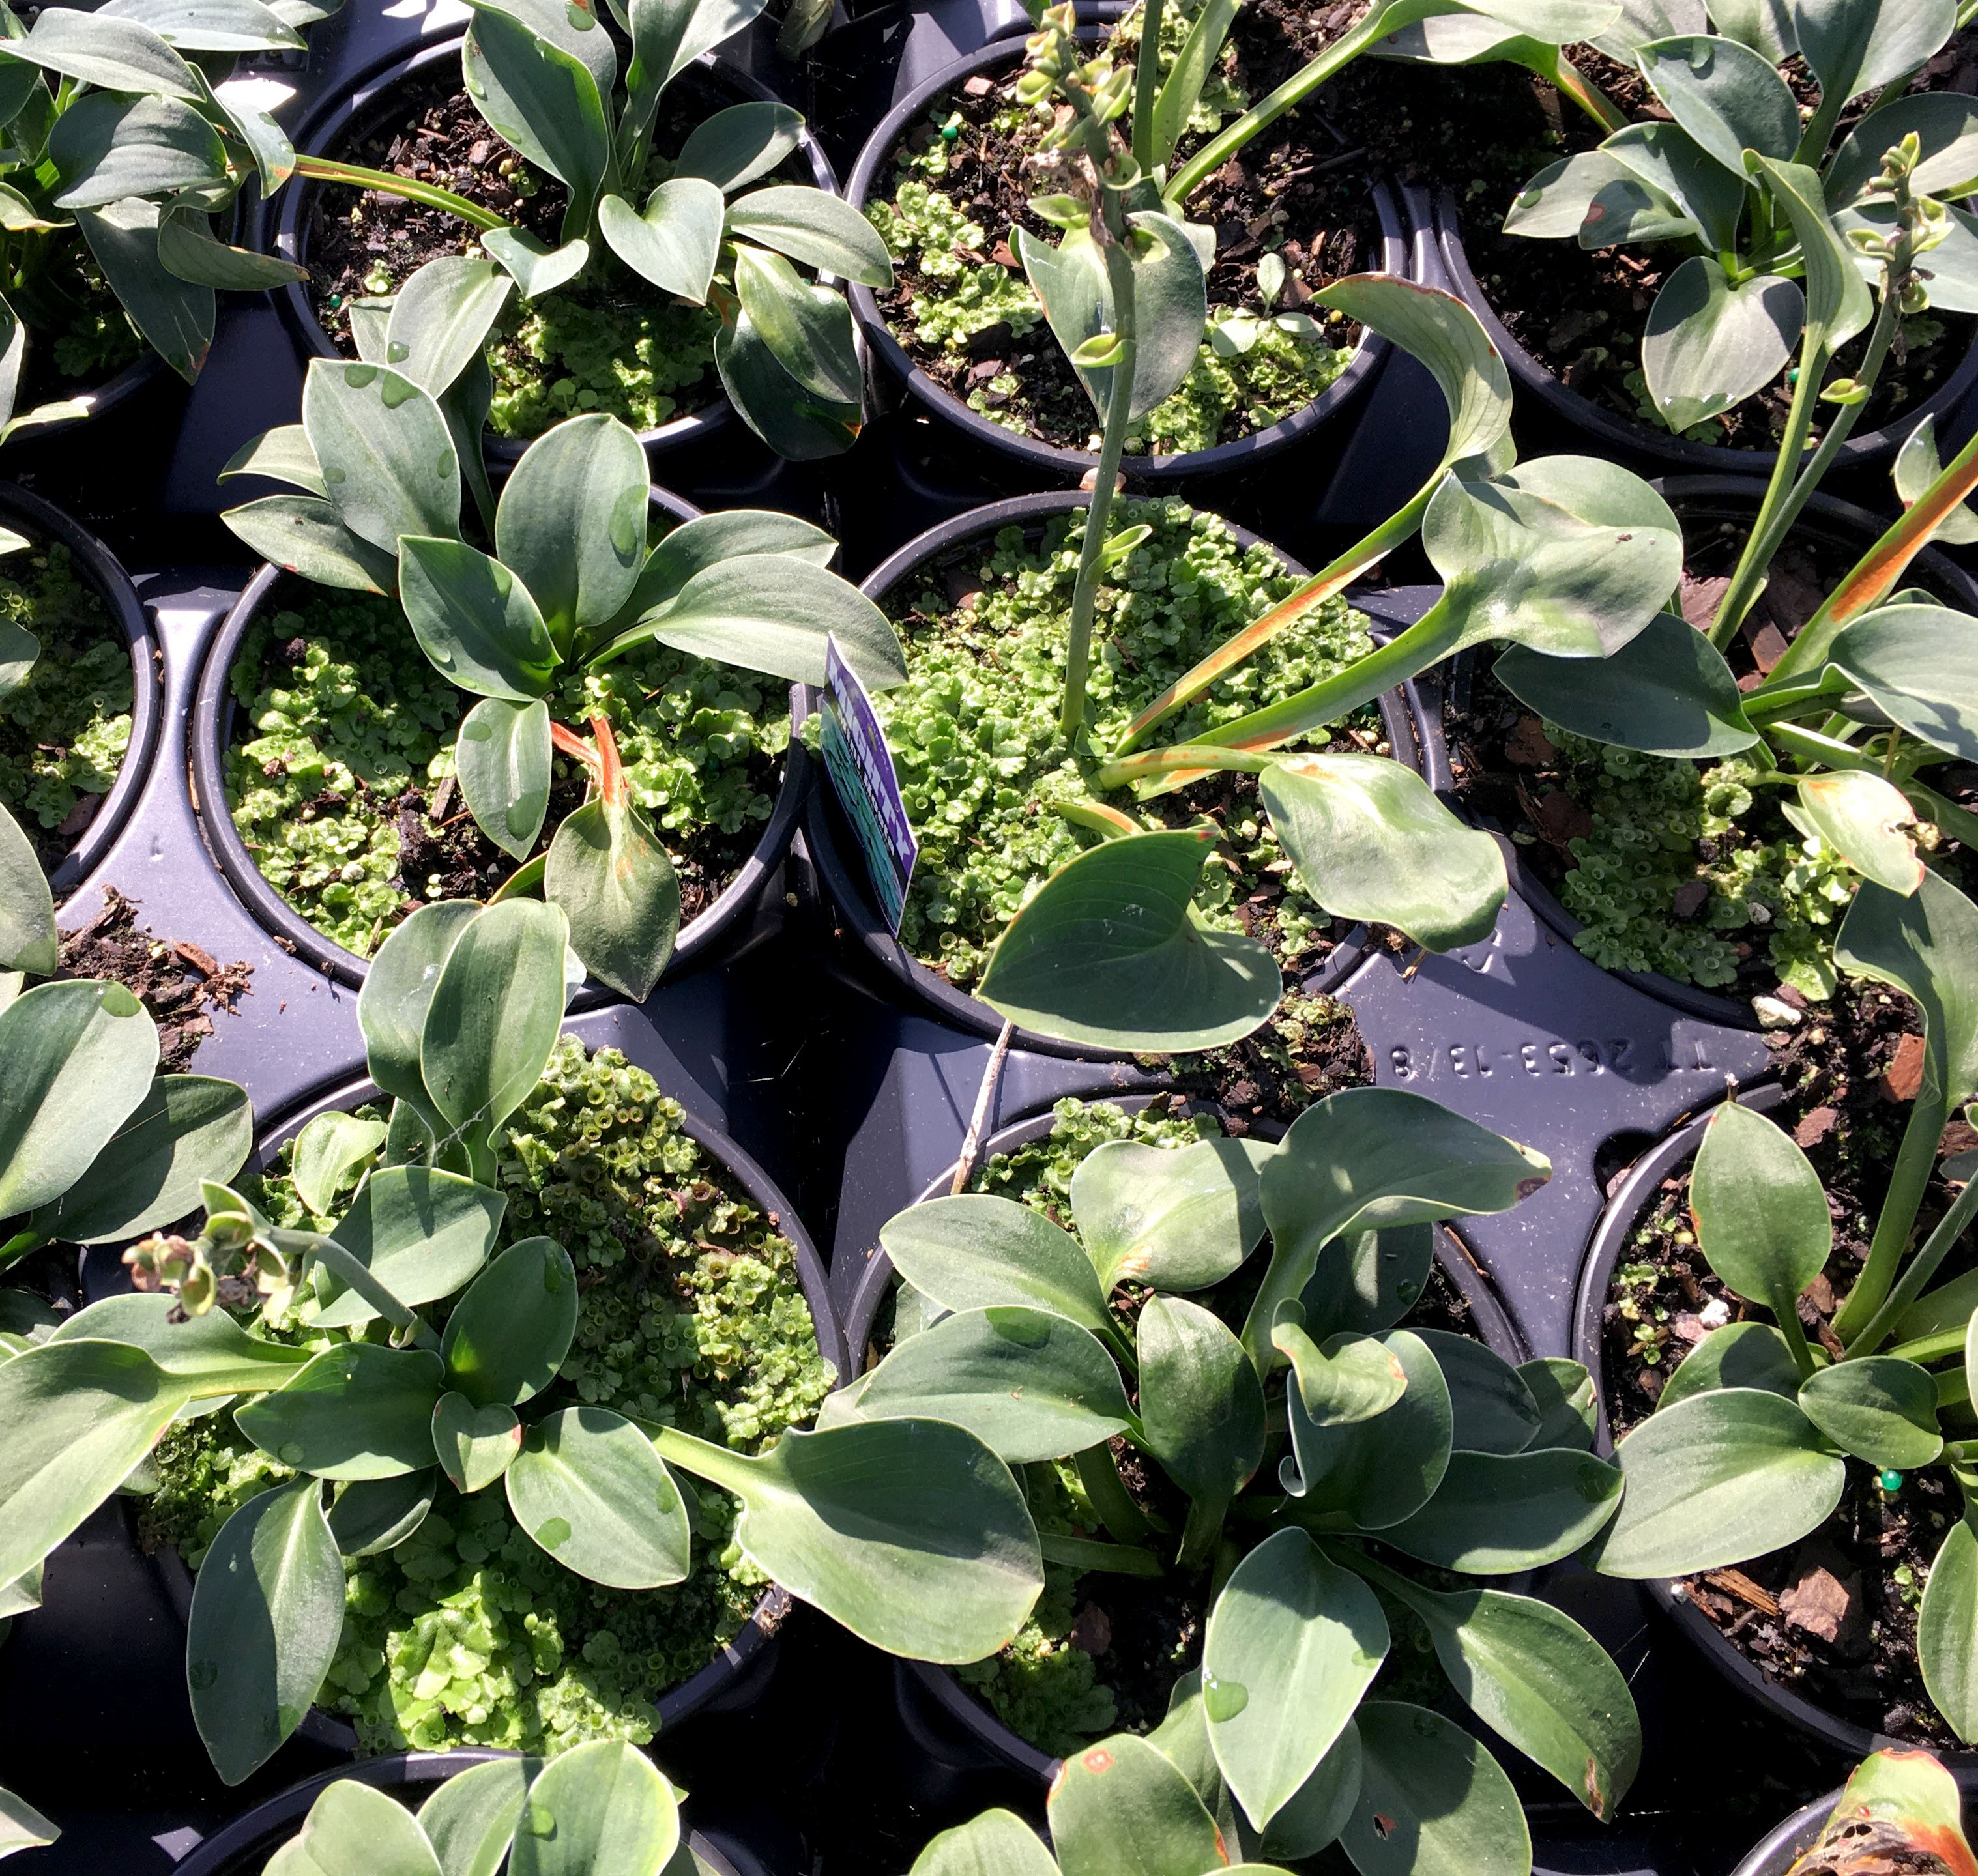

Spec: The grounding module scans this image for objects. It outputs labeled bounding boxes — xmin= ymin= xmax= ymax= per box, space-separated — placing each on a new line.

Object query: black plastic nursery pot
xmin=169 ymin=1747 xmax=773 ymax=1876
xmin=847 ymin=1091 xmax=1528 ymax=1789
xmin=1571 ymin=1084 xmax=1978 ymax=1769
xmin=254 ymin=32 xmax=841 ymax=472
xmin=844 ymin=32 xmax=1406 ymax=496
xmin=1731 ymin=1766 xmax=1978 ymax=1876
xmin=1433 ymin=190 xmax=1978 ymax=485
xmin=189 ymin=486 xmax=813 ymax=995
xmin=1428 ymin=474 xmax=1978 ymax=1032
xmin=142 ymin=1061 xmax=852 ymax=1759
xmin=798 ymin=487 xmax=1436 ymax=1056
xmin=0 ymin=480 xmax=160 ymax=900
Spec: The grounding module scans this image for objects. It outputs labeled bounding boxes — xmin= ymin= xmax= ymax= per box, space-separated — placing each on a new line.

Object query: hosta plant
xmin=1588 ymin=870 xmax=1978 ymax=1740
xmin=219 ymin=343 xmax=903 ymax=998
xmin=1779 ymin=1749 xmax=1976 ymax=1876
xmin=296 ymin=0 xmax=892 ymax=457
xmin=0 ymin=896 xmax=1041 ymax=1785
xmin=257 ymin=1741 xmax=706 ymax=1876
xmin=0 ymin=1788 xmax=54 ymax=1864
xmin=834 ymin=1085 xmax=1649 ymax=1871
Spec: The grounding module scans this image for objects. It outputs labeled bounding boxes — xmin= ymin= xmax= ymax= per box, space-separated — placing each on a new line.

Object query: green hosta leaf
xmin=399 ymin=536 xmax=557 ymax=701
xmin=188 ymin=1478 xmax=344 ymax=1784
xmin=1257 ymin=1724 xmax=1362 ymax=1860
xmin=1275 ymin=1321 xmax=1408 ymax=1426
xmin=1247 ymin=1088 xmax=1549 ymax=1372
xmin=1601 ymin=119 xmax=1745 ymax=253
xmin=509 ymin=1740 xmax=680 ymax=1876
xmin=381 ymin=255 xmax=514 ymax=399
xmin=0 ymin=979 xmax=158 ymax=1221
xmin=1139 ymin=1293 xmax=1265 ymax=1506
xmin=315 ymin=1166 xmax=504 ymax=1327
xmin=505 ymin=1405 xmax=690 ymax=1588
xmin=442 ymin=1235 xmax=578 ymax=1407
xmin=1794 ymin=0 xmax=1955 ymax=111
xmin=644 ymin=553 xmax=903 ymax=690
xmin=221 ymin=494 xmax=395 ymax=593
xmin=1377 ymin=1446 xmax=1625 ymax=1572
xmin=598 ymin=177 xmax=725 ymax=303
xmin=302 ymin=358 xmax=459 ymax=555
xmin=976 ymin=828 xmax=1281 ymax=1053
xmin=1640 ymin=257 xmax=1801 ymax=432
xmin=1495 ymin=611 xmax=1758 ymax=758
xmin=102 ymin=0 xmax=306 ymax=52
xmin=1302 ymin=1225 xmax=1435 ymax=1339
xmin=24 ymin=1073 xmax=250 ymax=1246
xmin=1659 ymin=1319 xmax=1799 ymax=1407
xmin=0 ymin=8 xmax=200 ymax=100
xmin=1589 ymin=1386 xmax=1844 ymax=1578
xmin=418 ymin=1755 xmax=542 ymax=1876
xmin=1503 ymin=150 xmax=1631 ymax=238
xmin=1069 ymin=1134 xmax=1270 ymax=1294
xmin=732 ymin=244 xmax=862 ymax=405
xmin=456 ymin=697 xmax=551 ymax=863
xmin=295 ymin=1780 xmax=443 ymax=1876
xmin=157 ymin=207 xmax=309 ymax=289
xmin=327 ymin=1471 xmax=435 ymax=1557
xmin=1358 ymin=1571 xmax=1640 ymax=1822
xmin=659 ymin=1417 xmax=1043 ymax=1662
xmin=1578 ymin=170 xmax=1695 ymax=248
xmin=1792 ymin=770 xmax=1923 ymax=895
xmin=1747 ymin=152 xmax=1874 ymax=352
xmin=852 ymin=1305 xmax=1133 ymax=1464
xmin=0 ymin=1563 xmax=42 ymax=1619
xmin=1205 ymin=1528 xmax=1389 ymax=1830
xmin=1797 ymin=1358 xmax=1943 ymax=1469
xmin=1412 ymin=1329 xmax=1540 ymax=1454
xmin=1637 ymin=33 xmax=1799 ymax=176
xmin=358 ymin=901 xmax=482 ymax=1130
xmin=1827 ymin=605 xmax=1978 ymax=764
xmin=433 ymin=1391 xmax=522 ymax=1492
xmin=290 ymin=1111 xmax=386 ymax=1217
xmin=1836 ymin=871 xmax=1978 ymax=1110
xmin=1920 ymin=1517 xmax=1978 ymax=1743
xmin=0 ymin=1338 xmax=187 ymax=1587
xmin=48 ymin=1295 xmax=310 ymax=1385
xmin=0 ymin=614 xmax=38 ymax=710
xmin=481 ymin=227 xmax=589 ymax=298
xmin=611 ymin=508 xmax=836 ymax=631
xmin=675 ymin=100 xmax=802 ymax=192
xmin=1340 ymin=1703 xmax=1529 ymax=1876
xmin=1691 ymin=1099 xmax=1831 ymax=1319
xmin=909 ymin=1808 xmax=1058 ymax=1876
xmin=0 ymin=1785 xmax=57 ymax=1859
xmin=421 ymin=898 xmax=570 ymax=1140
xmin=75 ymin=197 xmax=212 ymax=381
xmin=544 ymin=794 xmax=681 ymax=1002
xmin=237 ymin=1344 xmax=446 ymax=1479
xmin=462 ymin=7 xmax=610 ymax=238
xmin=1047 ymin=1733 xmax=1225 ymax=1876
xmin=1284 ymin=1329 xmax=1453 ymax=1531
xmin=1425 ymin=457 xmax=1683 ymax=661
xmin=1260 ymin=751 xmax=1506 ymax=952
xmin=723 ymin=184 xmax=893 ymax=288
xmin=880 ymin=1194 xmax=1114 ymax=1338
xmin=1518 ymin=1358 xmax=1596 ymax=1448
xmin=1827 ymin=93 xmax=1978 ymax=207
xmin=713 ymin=306 xmax=864 ymax=461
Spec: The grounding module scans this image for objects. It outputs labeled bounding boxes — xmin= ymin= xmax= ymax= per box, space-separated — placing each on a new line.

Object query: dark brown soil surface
xmin=1169 ymin=983 xmax=1374 ymax=1130
xmin=1302 ymin=7 xmax=1978 ymax=450
xmin=1598 ymin=975 xmax=1975 ymax=1746
xmin=59 ymin=886 xmax=252 ymax=1071
xmin=873 ymin=0 xmax=1379 ymax=454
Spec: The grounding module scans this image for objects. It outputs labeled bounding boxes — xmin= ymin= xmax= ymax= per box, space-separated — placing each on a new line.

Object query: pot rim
xmin=1730 ymin=1767 xmax=1978 ymax=1876
xmin=1434 ymin=189 xmax=1978 ymax=476
xmin=254 ymin=33 xmax=841 ymax=465
xmin=188 ymin=485 xmax=811 ymax=996
xmin=153 ymin=1059 xmax=849 ymax=1758
xmin=1570 ymin=1081 xmax=1978 ymax=1768
xmin=0 ymin=345 xmax=169 ymax=453
xmin=165 ymin=1746 xmax=752 ymax=1876
xmin=842 ymin=30 xmax=1404 ymax=483
xmin=797 ymin=487 xmax=1433 ymax=1057
xmin=1441 ymin=472 xmax=1978 ymax=1033
xmin=854 ymin=1088 xmax=1528 ymax=1787
xmin=0 ymin=479 xmax=160 ymax=900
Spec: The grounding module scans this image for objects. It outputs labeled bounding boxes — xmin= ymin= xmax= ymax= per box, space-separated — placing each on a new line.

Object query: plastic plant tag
xmin=820 ymin=630 xmax=917 ymax=934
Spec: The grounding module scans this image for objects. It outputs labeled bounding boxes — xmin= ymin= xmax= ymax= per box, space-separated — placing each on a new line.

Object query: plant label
xmin=821 ymin=631 xmax=917 ymax=934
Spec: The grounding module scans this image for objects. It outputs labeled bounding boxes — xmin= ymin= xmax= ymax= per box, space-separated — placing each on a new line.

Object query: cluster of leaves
xmin=831 ymin=1085 xmax=1657 ymax=1872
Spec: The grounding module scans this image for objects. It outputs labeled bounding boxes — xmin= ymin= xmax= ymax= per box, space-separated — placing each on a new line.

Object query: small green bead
xmin=1879 ymin=1469 xmax=1904 ymax=1492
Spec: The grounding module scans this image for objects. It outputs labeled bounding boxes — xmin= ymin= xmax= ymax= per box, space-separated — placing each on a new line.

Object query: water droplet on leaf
xmin=1202 ymin=1674 xmax=1248 ymax=1721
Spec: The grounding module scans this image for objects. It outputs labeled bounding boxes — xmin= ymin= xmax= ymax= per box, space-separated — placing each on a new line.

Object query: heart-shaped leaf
xmin=544 ymin=792 xmax=680 ymax=1002
xmin=1274 ymin=1322 xmax=1408 ymax=1426
xmin=237 ymin=1344 xmax=446 ymax=1479
xmin=1283 ymin=1329 xmax=1453 ymax=1531
xmin=381 ymin=255 xmax=514 ymax=398
xmin=676 ymin=100 xmax=802 ymax=192
xmin=506 ymin=1404 xmax=691 ymax=1589
xmin=880 ymin=1194 xmax=1115 ymax=1338
xmin=976 ymin=829 xmax=1282 ymax=1054
xmin=1260 ymin=751 xmax=1507 ymax=952
xmin=1827 ymin=604 xmax=1978 ymax=764
xmin=1504 ymin=151 xmax=1631 ymax=238
xmin=291 ymin=1111 xmax=386 ymax=1217
xmin=295 ymin=1779 xmax=442 ymax=1876
xmin=416 ymin=1753 xmax=543 ymax=1876
xmin=599 ymin=177 xmax=725 ymax=303
xmin=1590 ymin=1387 xmax=1844 ymax=1578
xmin=1047 ymin=1733 xmax=1225 ymax=1876
xmin=508 ymin=1740 xmax=680 ymax=1876
xmin=400 ymin=535 xmax=558 ymax=700
xmin=1658 ymin=1319 xmax=1800 ymax=1409
xmin=188 ymin=1478 xmax=344 ymax=1785
xmin=433 ymin=1390 xmax=523 ymax=1492
xmin=1638 ymin=33 xmax=1800 ymax=175
xmin=1792 ymin=770 xmax=1923 ymax=895
xmin=1641 ymin=257 xmax=1802 ymax=431
xmin=1205 ymin=1528 xmax=1389 ymax=1830
xmin=481 ymin=227 xmax=590 ymax=298
xmin=1342 ymin=1702 xmax=1530 ymax=1876
xmin=1691 ymin=1100 xmax=1831 ymax=1321
xmin=723 ymin=183 xmax=894 ymax=288
xmin=1069 ymin=1134 xmax=1271 ymax=1294
xmin=1376 ymin=1446 xmax=1625 ymax=1572
xmin=456 ymin=697 xmax=553 ymax=863
xmin=443 ymin=1236 xmax=578 ymax=1407
xmin=909 ymin=1808 xmax=1058 ymax=1876
xmin=1413 ymin=1329 xmax=1541 ymax=1455
xmin=1797 ymin=1357 xmax=1943 ymax=1469
xmin=314 ymin=1166 xmax=504 ymax=1327
xmin=302 ymin=358 xmax=459 ymax=555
